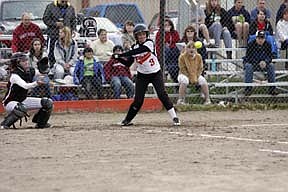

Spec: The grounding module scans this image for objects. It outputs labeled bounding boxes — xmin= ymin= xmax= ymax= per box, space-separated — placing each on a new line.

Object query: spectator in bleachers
xmin=122 ymin=20 xmax=136 ymax=51
xmin=90 ymin=29 xmax=115 ymax=66
xmin=177 ymin=41 xmax=211 ymax=105
xmin=250 ymin=0 xmax=271 ymax=21
xmin=73 ymin=47 xmax=105 ymax=99
xmin=43 ymin=0 xmax=76 ymax=68
xmin=155 ymin=18 xmax=180 ymax=83
xmin=227 ymin=0 xmax=250 ymax=47
xmin=190 ymin=4 xmax=213 ymax=46
xmin=12 ymin=12 xmax=45 ymax=53
xmin=204 ymin=0 xmax=233 ymax=59
xmin=28 ymin=38 xmax=51 ymax=98
xmin=54 ymin=26 xmax=78 ymax=79
xmin=104 ymin=45 xmax=134 ymax=99
xmin=276 ymin=7 xmax=288 ymax=69
xmin=249 ymin=10 xmax=278 ymax=58
xmin=276 ymin=0 xmax=288 ymax=25
xmin=249 ymin=10 xmax=273 ymax=36
xmin=276 ymin=8 xmax=288 ymax=49
xmin=180 ymin=25 xmax=208 ymax=71
xmin=243 ymin=30 xmax=277 ymax=96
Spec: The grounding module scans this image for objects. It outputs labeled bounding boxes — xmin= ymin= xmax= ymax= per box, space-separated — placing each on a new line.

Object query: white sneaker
xmin=204 ymin=100 xmax=211 ymax=105
xmin=177 ymin=99 xmax=186 ymax=105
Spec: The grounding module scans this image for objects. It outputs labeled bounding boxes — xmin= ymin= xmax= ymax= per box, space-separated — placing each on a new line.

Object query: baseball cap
xmin=256 ymin=30 xmax=265 ymax=38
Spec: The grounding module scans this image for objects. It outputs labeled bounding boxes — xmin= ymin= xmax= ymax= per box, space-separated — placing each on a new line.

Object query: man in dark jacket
xmin=243 ymin=30 xmax=277 ymax=96
xmin=43 ymin=0 xmax=76 ymax=67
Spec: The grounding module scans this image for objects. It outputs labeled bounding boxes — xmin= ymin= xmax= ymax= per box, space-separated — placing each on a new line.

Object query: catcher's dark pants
xmin=124 ymin=70 xmax=173 ymax=122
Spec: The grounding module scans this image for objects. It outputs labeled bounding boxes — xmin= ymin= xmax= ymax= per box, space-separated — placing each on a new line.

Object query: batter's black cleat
xmin=35 ymin=123 xmax=51 ymax=129
xmin=120 ymin=119 xmax=133 ymax=126
xmin=173 ymin=117 xmax=181 ymax=126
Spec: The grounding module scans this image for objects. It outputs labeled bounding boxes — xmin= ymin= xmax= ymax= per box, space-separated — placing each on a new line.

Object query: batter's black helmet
xmin=133 ymin=24 xmax=149 ymax=39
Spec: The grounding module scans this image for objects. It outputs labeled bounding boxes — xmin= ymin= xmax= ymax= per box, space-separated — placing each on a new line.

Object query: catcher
xmin=0 ymin=52 xmax=53 ymax=129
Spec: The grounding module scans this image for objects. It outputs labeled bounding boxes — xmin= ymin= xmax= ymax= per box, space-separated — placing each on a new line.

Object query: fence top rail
xmin=206 ymin=47 xmax=247 ymax=52
xmin=205 ymin=58 xmax=288 ymax=63
xmin=211 ymin=82 xmax=288 ymax=87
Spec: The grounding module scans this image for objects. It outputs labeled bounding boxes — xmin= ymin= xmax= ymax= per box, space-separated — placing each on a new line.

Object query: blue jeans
xmin=111 ymin=76 xmax=134 ymax=99
xmin=31 ymin=75 xmax=51 ymax=98
xmin=244 ymin=63 xmax=276 ymax=93
xmin=165 ymin=46 xmax=180 ymax=83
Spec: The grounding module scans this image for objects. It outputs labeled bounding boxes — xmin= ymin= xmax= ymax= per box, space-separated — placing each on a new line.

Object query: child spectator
xmin=73 ymin=47 xmax=105 ymax=99
xmin=104 ymin=45 xmax=134 ymax=99
xmin=177 ymin=41 xmax=211 ymax=105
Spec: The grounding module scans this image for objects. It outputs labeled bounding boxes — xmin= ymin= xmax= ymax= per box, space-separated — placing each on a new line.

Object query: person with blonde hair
xmin=177 ymin=41 xmax=211 ymax=105
xmin=53 ymin=26 xmax=78 ymax=79
xmin=43 ymin=0 xmax=76 ymax=66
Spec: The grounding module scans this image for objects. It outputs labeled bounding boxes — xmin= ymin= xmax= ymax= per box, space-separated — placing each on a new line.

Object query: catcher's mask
xmin=37 ymin=57 xmax=50 ymax=74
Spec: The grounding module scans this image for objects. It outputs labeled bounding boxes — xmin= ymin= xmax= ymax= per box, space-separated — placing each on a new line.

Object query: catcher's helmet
xmin=133 ymin=24 xmax=149 ymax=39
xmin=10 ymin=52 xmax=28 ymax=68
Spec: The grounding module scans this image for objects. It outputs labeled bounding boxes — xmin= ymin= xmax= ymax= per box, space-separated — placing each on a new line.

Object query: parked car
xmin=148 ymin=10 xmax=178 ymax=42
xmin=79 ymin=3 xmax=146 ymax=29
xmin=0 ymin=0 xmax=50 ymax=47
xmin=75 ymin=17 xmax=123 ymax=49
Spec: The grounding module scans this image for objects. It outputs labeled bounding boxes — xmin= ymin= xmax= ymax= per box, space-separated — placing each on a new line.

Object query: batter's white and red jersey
xmin=132 ymin=40 xmax=160 ymax=74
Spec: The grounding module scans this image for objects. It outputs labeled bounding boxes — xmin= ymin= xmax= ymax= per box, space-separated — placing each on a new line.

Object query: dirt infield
xmin=1 ymin=110 xmax=288 ymax=192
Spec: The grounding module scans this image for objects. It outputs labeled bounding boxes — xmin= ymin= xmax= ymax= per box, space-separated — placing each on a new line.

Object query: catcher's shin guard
xmin=0 ymin=103 xmax=28 ymax=129
xmin=32 ymin=98 xmax=53 ymax=128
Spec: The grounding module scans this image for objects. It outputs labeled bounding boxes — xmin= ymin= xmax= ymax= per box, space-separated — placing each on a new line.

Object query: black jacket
xmin=244 ymin=39 xmax=273 ymax=70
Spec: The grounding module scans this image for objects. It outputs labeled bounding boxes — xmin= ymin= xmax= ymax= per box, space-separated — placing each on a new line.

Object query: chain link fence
xmin=0 ymin=0 xmax=287 ymax=105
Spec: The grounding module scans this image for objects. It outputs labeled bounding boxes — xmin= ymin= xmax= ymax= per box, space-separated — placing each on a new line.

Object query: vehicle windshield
xmin=96 ymin=18 xmax=119 ymax=33
xmin=1 ymin=1 xmax=50 ymax=20
xmin=105 ymin=5 xmax=144 ymax=25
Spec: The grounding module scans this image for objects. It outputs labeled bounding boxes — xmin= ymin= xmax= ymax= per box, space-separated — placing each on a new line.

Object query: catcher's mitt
xmin=37 ymin=57 xmax=49 ymax=74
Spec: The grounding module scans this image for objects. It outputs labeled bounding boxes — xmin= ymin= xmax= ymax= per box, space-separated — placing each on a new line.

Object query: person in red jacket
xmin=11 ymin=12 xmax=45 ymax=53
xmin=155 ymin=18 xmax=180 ymax=83
xmin=104 ymin=45 xmax=134 ymax=99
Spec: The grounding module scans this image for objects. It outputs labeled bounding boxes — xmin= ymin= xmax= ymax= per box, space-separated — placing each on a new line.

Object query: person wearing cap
xmin=1 ymin=52 xmax=53 ymax=129
xmin=104 ymin=45 xmax=134 ymax=99
xmin=73 ymin=47 xmax=105 ymax=99
xmin=243 ymin=30 xmax=277 ymax=96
